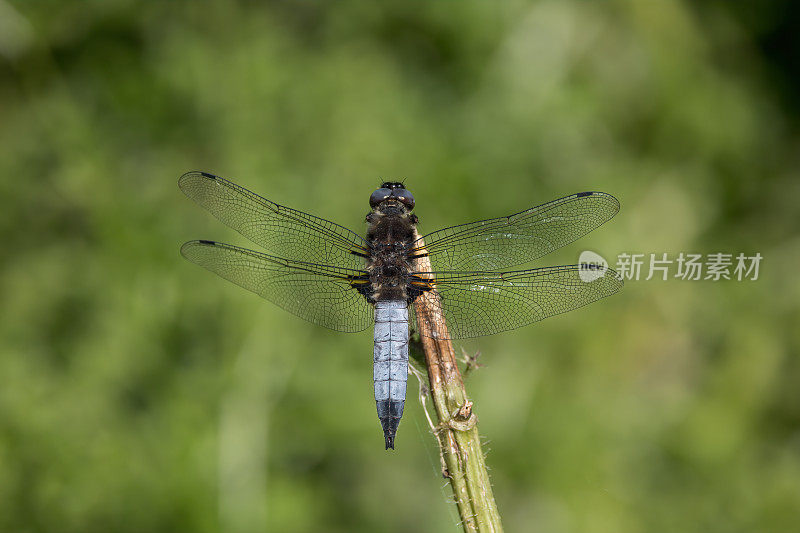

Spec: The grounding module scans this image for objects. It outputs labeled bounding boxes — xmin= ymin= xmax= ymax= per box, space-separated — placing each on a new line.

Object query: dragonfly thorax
xmin=365 ymin=207 xmax=418 ymax=303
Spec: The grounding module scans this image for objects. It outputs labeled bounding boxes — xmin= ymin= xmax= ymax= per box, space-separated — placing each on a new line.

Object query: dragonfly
xmin=179 ymin=171 xmax=623 ymax=449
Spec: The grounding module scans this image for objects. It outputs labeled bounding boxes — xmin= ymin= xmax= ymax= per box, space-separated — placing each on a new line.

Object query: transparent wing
xmin=410 ymin=265 xmax=623 ymax=339
xmin=181 ymin=240 xmax=373 ymax=333
xmin=414 ymin=192 xmax=619 ymax=271
xmin=179 ymin=171 xmax=368 ymax=270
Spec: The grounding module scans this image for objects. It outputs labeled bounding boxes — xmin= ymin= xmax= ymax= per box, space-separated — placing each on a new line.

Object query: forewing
xmin=410 ymin=265 xmax=623 ymax=339
xmin=179 ymin=171 xmax=368 ymax=270
xmin=181 ymin=240 xmax=373 ymax=333
xmin=414 ymin=192 xmax=619 ymax=271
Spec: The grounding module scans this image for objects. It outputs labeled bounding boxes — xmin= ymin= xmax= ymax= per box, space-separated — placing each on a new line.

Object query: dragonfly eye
xmin=391 ymin=189 xmax=415 ymax=210
xmin=370 ymin=188 xmax=392 ymax=208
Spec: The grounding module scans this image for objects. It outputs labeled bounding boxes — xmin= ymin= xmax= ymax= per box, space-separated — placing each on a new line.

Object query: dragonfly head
xmin=370 ymin=182 xmax=415 ymax=213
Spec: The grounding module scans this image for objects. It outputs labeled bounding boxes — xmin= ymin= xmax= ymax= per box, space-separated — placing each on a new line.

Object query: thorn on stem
xmin=454 ymin=400 xmax=473 ymax=421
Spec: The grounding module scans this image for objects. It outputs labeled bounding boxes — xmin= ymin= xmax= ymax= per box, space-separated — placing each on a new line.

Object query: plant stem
xmin=412 ymin=236 xmax=503 ymax=533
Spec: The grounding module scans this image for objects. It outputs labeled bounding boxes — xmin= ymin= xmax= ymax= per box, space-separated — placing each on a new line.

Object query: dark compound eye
xmin=370 ymin=188 xmax=392 ymax=208
xmin=391 ymin=188 xmax=414 ymax=210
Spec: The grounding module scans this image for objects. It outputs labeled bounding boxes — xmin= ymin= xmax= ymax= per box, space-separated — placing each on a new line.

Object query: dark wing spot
xmin=200 ymin=172 xmax=218 ymax=180
xmin=576 ymin=191 xmax=592 ymax=197
xmin=198 ymin=240 xmax=216 ymax=245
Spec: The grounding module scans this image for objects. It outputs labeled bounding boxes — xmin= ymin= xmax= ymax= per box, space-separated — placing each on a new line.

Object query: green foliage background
xmin=1 ymin=1 xmax=798 ymax=532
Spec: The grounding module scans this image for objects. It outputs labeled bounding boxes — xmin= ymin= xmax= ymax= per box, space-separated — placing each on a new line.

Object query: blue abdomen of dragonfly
xmin=373 ymin=300 xmax=409 ymax=450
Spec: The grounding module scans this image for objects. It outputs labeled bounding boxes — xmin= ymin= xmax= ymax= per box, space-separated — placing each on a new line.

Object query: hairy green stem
xmin=412 ymin=236 xmax=503 ymax=532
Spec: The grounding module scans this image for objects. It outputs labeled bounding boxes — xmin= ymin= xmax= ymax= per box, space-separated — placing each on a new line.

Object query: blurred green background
xmin=1 ymin=1 xmax=798 ymax=532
